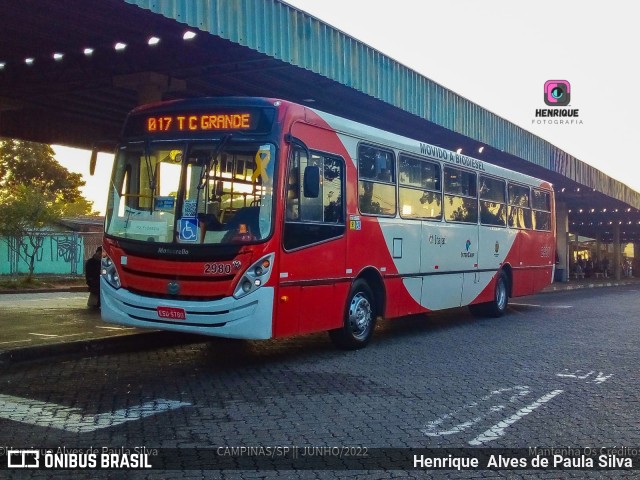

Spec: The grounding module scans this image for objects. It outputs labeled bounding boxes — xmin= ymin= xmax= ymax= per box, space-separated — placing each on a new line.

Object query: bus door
xmin=393 ymin=153 xmax=442 ymax=316
xmin=420 ymin=221 xmax=464 ymax=310
xmin=422 ymin=166 xmax=480 ymax=310
xmin=277 ymin=125 xmax=348 ymax=336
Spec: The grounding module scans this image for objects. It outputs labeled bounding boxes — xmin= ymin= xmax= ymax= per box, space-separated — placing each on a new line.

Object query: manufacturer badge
xmin=167 ymin=281 xmax=180 ymax=295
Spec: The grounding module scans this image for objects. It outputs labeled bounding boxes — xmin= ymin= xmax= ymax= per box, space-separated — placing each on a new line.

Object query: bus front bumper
xmin=100 ymin=282 xmax=274 ymax=340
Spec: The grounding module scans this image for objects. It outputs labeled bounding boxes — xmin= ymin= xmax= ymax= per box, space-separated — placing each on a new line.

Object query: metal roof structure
xmin=1 ymin=0 xmax=639 ymax=242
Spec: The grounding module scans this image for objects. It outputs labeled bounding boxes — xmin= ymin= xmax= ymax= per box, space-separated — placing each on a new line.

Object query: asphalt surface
xmin=1 ymin=276 xmax=639 ymax=365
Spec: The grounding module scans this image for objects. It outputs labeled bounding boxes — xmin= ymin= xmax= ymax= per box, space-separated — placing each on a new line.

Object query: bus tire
xmin=329 ymin=280 xmax=376 ymax=350
xmin=469 ymin=270 xmax=509 ymax=318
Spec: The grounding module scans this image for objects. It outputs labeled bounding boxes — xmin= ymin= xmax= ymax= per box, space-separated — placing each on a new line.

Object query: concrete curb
xmin=542 ymin=279 xmax=639 ymax=293
xmin=0 ymin=331 xmax=204 ymax=366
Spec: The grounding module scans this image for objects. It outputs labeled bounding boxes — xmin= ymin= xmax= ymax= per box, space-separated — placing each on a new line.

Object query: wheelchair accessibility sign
xmin=178 ymin=218 xmax=199 ymax=242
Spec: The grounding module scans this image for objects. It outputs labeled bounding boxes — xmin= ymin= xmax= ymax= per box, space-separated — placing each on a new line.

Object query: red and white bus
xmin=100 ymin=97 xmax=555 ymax=349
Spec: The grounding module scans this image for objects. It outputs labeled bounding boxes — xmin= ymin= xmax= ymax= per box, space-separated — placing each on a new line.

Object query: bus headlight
xmin=101 ymin=254 xmax=121 ymax=289
xmin=233 ymin=253 xmax=274 ymax=299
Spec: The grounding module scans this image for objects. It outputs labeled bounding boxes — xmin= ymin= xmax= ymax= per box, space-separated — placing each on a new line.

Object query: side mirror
xmin=303 ymin=165 xmax=320 ymax=198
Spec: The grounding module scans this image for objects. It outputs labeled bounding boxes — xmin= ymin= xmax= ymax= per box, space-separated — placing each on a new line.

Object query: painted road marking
xmin=0 ymin=394 xmax=191 ymax=433
xmin=557 ymin=369 xmax=594 ymax=379
xmin=422 ymin=386 xmax=531 ymax=437
xmin=468 ymin=389 xmax=564 ymax=446
xmin=0 ymin=339 xmax=32 ymax=346
xmin=96 ymin=326 xmax=136 ymax=331
xmin=510 ymin=303 xmax=573 ymax=309
xmin=557 ymin=369 xmax=613 ymax=384
xmin=423 ymin=369 xmax=611 ymax=445
xmin=27 ymin=333 xmax=87 ymax=338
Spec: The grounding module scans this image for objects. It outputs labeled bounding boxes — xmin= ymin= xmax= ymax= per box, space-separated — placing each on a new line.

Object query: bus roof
xmin=307 ymin=104 xmax=553 ymax=190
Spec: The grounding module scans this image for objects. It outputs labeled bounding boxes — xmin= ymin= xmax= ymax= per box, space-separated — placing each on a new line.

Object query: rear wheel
xmin=329 ymin=280 xmax=376 ymax=349
xmin=469 ymin=270 xmax=509 ymax=317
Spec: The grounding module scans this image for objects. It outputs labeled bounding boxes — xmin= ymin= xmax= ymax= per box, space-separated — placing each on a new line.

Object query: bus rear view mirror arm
xmin=89 ymin=140 xmax=117 ymax=176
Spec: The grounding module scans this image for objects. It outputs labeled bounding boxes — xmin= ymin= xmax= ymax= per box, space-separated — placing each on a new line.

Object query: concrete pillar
xmin=555 ymin=201 xmax=569 ymax=282
xmin=113 ymin=72 xmax=186 ymax=105
xmin=613 ymin=224 xmax=621 ymax=280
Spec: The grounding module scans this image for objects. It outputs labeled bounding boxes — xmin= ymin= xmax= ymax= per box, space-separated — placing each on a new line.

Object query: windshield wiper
xmin=198 ymin=134 xmax=232 ymax=191
xmin=142 ymin=139 xmax=157 ymax=214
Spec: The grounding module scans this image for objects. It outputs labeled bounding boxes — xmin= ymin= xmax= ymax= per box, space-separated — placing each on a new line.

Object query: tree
xmin=60 ymin=196 xmax=99 ymax=217
xmin=0 ymin=139 xmax=94 ymax=279
xmin=0 ymin=140 xmax=86 ymax=201
xmin=0 ymin=185 xmax=63 ymax=279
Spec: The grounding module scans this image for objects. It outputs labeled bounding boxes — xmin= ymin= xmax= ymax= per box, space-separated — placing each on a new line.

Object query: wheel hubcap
xmin=348 ymin=293 xmax=372 ymax=339
xmin=496 ymin=279 xmax=507 ymax=310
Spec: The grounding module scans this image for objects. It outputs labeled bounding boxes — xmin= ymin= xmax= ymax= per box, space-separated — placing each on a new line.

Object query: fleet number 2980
xmin=204 ymin=263 xmax=232 ymax=275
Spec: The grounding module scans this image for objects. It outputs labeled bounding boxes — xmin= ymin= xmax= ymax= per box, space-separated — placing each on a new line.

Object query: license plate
xmin=157 ymin=306 xmax=186 ymax=320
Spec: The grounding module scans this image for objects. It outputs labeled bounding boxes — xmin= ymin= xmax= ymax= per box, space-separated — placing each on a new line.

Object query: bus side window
xmin=479 ymin=175 xmax=506 ymax=226
xmin=532 ymin=188 xmax=551 ymax=231
xmin=398 ymin=154 xmax=442 ymax=220
xmin=508 ymin=183 xmax=532 ymax=229
xmin=443 ymin=166 xmax=478 ymax=223
xmin=357 ymin=144 xmax=396 ymax=216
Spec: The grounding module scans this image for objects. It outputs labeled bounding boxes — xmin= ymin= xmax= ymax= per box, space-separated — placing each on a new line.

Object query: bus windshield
xmin=105 ymin=140 xmax=276 ymax=245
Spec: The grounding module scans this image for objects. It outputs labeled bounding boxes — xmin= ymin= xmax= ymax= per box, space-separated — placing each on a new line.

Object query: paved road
xmin=0 ymin=293 xmax=137 ymax=351
xmin=1 ymin=285 xmax=639 ymax=479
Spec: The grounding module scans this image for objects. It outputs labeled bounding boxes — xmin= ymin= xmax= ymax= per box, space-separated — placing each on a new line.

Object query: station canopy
xmin=1 ymin=0 xmax=639 ymax=243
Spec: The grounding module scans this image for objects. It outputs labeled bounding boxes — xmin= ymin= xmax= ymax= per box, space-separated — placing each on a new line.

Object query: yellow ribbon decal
xmin=252 ymin=147 xmax=271 ymax=183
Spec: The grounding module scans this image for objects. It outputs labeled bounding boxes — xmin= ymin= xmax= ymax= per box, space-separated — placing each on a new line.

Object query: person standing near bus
xmin=85 ymin=246 xmax=102 ymax=308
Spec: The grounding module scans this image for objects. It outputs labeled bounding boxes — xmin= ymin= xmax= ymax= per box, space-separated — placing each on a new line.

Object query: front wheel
xmin=329 ymin=280 xmax=376 ymax=350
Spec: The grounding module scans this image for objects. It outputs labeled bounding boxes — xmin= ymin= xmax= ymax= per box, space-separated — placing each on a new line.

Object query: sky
xmin=53 ymin=145 xmax=113 ymax=215
xmin=54 ymin=0 xmax=639 ymax=215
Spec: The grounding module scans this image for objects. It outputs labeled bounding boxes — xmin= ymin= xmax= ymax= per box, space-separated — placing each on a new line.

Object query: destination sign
xmin=146 ymin=113 xmax=253 ymax=132
xmin=124 ymin=105 xmax=276 ymax=137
